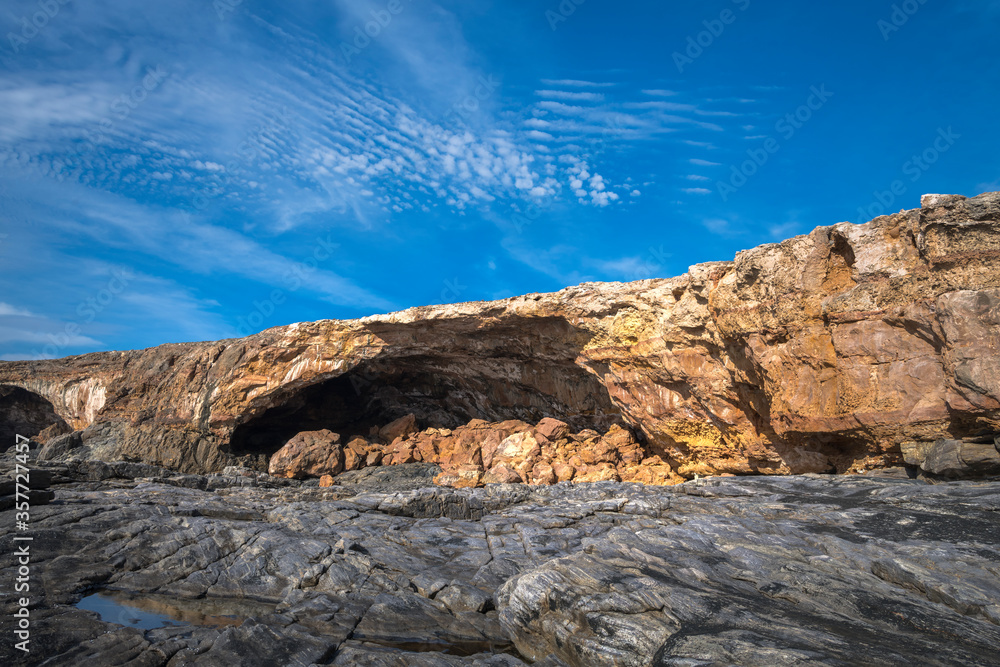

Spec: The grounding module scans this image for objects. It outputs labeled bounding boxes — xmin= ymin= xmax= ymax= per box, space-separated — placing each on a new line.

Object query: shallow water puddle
xmin=76 ymin=590 xmax=274 ymax=630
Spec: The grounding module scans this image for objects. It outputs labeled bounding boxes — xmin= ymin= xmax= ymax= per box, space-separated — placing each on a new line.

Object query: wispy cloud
xmin=703 ymin=218 xmax=739 ymax=235
xmin=536 ymin=90 xmax=605 ymax=102
xmin=523 ymin=85 xmax=738 ymax=151
xmin=0 ymin=303 xmax=34 ymax=317
xmin=0 ymin=0 xmax=791 ymax=359
xmin=977 ymin=177 xmax=1000 ymax=194
xmin=1 ymin=7 xmax=643 ymax=225
xmin=541 ymin=79 xmax=616 ymax=88
xmin=768 ymin=221 xmax=806 ymax=240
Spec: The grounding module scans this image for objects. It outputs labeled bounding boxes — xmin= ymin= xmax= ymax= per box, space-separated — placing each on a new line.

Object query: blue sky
xmin=1 ymin=0 xmax=998 ymax=360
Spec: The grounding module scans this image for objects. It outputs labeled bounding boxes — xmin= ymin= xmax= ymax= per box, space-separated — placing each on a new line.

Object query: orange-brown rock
xmin=529 ymin=462 xmax=557 ymax=485
xmin=318 ymin=474 xmax=335 ymax=487
xmin=534 ymin=418 xmax=570 ymax=442
xmin=267 ymin=429 xmax=343 ymax=479
xmin=432 ymin=464 xmax=483 ymax=489
xmin=574 ymin=463 xmax=621 ymax=483
xmin=619 ymin=459 xmax=682 ymax=485
xmin=343 ymin=436 xmax=370 ymax=472
xmin=482 ymin=465 xmax=521 ymax=484
xmin=2 ymin=192 xmax=998 ymax=480
xmin=552 ymin=461 xmax=575 ymax=483
xmin=485 ymin=432 xmax=541 ymax=471
xmin=385 ymin=438 xmax=417 ymax=466
xmin=380 ymin=414 xmax=418 ymax=443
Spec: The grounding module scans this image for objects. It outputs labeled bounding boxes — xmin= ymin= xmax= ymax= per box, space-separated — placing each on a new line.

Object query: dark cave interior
xmin=226 ymin=355 xmax=622 ymax=467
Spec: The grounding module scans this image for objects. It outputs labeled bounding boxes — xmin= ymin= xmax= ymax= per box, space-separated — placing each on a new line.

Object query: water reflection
xmin=76 ymin=590 xmax=275 ymax=630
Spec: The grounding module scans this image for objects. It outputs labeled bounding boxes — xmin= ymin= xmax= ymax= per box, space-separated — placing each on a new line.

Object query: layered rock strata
xmin=1 ymin=192 xmax=999 ymax=479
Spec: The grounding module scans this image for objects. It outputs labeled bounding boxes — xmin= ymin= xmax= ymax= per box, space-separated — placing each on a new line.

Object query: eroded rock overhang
xmin=1 ymin=191 xmax=998 ymax=476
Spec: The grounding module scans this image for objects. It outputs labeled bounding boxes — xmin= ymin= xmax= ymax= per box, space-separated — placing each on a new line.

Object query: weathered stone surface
xmin=268 ymin=429 xmax=343 ymax=479
xmin=534 ymin=418 xmax=570 ymax=442
xmin=436 ymin=583 xmax=492 ymax=614
xmin=2 ymin=454 xmax=998 ymax=666
xmin=2 ymin=192 xmax=1000 ymax=480
xmin=380 ymin=413 xmax=419 ymax=443
xmin=434 ymin=464 xmax=484 ymax=489
xmin=902 ymin=438 xmax=1000 ymax=477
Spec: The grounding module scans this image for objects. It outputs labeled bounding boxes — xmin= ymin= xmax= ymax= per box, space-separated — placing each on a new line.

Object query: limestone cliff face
xmin=1 ymin=192 xmax=998 ymax=477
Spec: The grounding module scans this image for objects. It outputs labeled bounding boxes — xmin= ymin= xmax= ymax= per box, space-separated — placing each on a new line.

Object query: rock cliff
xmin=1 ymin=192 xmax=999 ymax=479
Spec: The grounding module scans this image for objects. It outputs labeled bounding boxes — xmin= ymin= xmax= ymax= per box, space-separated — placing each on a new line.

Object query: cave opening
xmin=226 ymin=355 xmax=623 ymax=470
xmin=0 ymin=385 xmax=69 ymax=450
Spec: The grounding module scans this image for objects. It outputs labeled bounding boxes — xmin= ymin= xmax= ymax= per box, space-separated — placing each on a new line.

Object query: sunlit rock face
xmin=1 ymin=191 xmax=998 ymax=478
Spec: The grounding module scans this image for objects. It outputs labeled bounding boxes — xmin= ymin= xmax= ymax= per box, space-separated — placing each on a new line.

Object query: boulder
xmin=268 ymin=430 xmax=344 ymax=479
xmin=385 ymin=438 xmax=417 ymax=466
xmin=901 ymin=439 xmax=1000 ymax=477
xmin=486 ymin=432 xmax=540 ymax=470
xmin=38 ymin=430 xmax=83 ymax=460
xmin=529 ymin=462 xmax=556 ymax=486
xmin=433 ymin=464 xmax=483 ymax=489
xmin=482 ymin=465 xmax=522 ymax=484
xmin=435 ymin=583 xmax=491 ymax=613
xmin=343 ymin=437 xmax=370 ymax=472
xmin=534 ymin=418 xmax=570 ymax=442
xmin=379 ymin=414 xmax=418 ymax=443
xmin=36 ymin=421 xmax=73 ymax=444
xmin=552 ymin=461 xmax=576 ymax=483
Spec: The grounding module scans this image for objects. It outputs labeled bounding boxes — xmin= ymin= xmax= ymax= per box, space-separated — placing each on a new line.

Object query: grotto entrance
xmin=226 ymin=354 xmax=623 ymax=470
xmin=0 ymin=385 xmax=70 ymax=450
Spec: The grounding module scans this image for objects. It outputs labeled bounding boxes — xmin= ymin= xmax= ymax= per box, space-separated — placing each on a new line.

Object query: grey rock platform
xmin=2 ymin=466 xmax=999 ymax=666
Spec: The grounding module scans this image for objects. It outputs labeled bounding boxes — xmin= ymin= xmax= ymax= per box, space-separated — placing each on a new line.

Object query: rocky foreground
xmin=2 ymin=456 xmax=999 ymax=666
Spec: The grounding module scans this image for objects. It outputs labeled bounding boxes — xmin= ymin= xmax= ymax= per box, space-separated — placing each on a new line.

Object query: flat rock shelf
xmin=1 ymin=462 xmax=998 ymax=666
